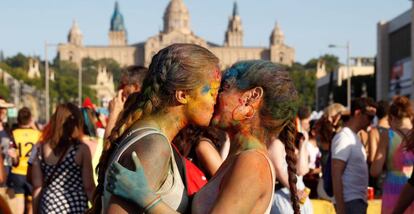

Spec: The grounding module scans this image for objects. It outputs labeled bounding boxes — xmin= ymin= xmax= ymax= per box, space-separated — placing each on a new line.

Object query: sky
xmin=0 ymin=0 xmax=411 ymax=64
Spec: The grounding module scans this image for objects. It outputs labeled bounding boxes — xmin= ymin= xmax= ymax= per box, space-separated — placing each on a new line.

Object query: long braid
xmin=279 ymin=119 xmax=300 ymax=214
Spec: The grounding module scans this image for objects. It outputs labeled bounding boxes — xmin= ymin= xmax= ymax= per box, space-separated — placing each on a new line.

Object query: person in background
xmin=104 ymin=66 xmax=148 ymax=145
xmin=296 ymin=106 xmax=311 ymax=141
xmin=370 ymin=96 xmax=414 ymax=214
xmin=0 ymin=98 xmax=16 ymax=206
xmin=81 ymin=106 xmax=105 ymax=184
xmin=332 ymin=98 xmax=376 ymax=214
xmin=315 ymin=103 xmax=347 ymax=172
xmin=31 ymin=103 xmax=95 ymax=213
xmin=304 ymin=120 xmax=321 ymax=199
xmin=172 ymin=125 xmax=227 ymax=178
xmin=7 ymin=107 xmax=40 ymax=214
xmin=269 ymin=132 xmax=312 ymax=214
xmin=368 ymin=100 xmax=390 ymax=198
xmin=393 ymin=114 xmax=414 ymax=213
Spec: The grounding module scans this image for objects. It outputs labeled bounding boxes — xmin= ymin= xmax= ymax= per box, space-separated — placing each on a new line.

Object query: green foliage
xmin=97 ymin=58 xmax=122 ymax=88
xmin=51 ymin=60 xmax=97 ymax=104
xmin=4 ymin=53 xmax=29 ymax=69
xmin=305 ymin=54 xmax=340 ymax=73
xmin=288 ymin=63 xmax=316 ymax=109
xmin=0 ymin=82 xmax=10 ymax=100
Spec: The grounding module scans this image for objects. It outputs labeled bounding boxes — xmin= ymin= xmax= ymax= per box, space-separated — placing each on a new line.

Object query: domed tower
xmin=163 ymin=0 xmax=191 ymax=34
xmin=269 ymin=21 xmax=294 ymax=66
xmin=109 ymin=1 xmax=127 ymax=46
xmin=270 ymin=22 xmax=284 ymax=46
xmin=68 ymin=20 xmax=83 ymax=46
xmin=224 ymin=2 xmax=243 ymax=47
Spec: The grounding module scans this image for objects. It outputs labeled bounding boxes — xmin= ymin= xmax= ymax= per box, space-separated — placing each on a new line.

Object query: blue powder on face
xmin=201 ymin=85 xmax=211 ymax=95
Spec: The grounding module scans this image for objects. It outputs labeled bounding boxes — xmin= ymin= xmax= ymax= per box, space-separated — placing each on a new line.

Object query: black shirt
xmin=408 ymin=169 xmax=414 ymax=187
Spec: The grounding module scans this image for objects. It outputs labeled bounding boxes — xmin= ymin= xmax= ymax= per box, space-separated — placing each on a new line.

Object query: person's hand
xmin=108 ymin=90 xmax=125 ymax=115
xmin=297 ymin=188 xmax=310 ymax=204
xmin=107 ymin=151 xmax=157 ymax=207
xmin=8 ymin=148 xmax=17 ymax=159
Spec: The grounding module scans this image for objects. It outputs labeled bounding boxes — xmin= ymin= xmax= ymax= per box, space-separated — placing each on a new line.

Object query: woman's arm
xmin=268 ymin=139 xmax=289 ymax=187
xmin=0 ymin=154 xmax=5 ymax=184
xmin=104 ymin=90 xmax=125 ymax=141
xmin=107 ymin=151 xmax=178 ymax=214
xmin=78 ymin=143 xmax=96 ymax=201
xmin=368 ymin=128 xmax=379 ymax=163
xmin=106 ymin=134 xmax=172 ymax=213
xmin=370 ymin=130 xmax=388 ymax=177
xmin=195 ymin=139 xmax=223 ymax=177
xmin=31 ymin=149 xmax=43 ymax=214
xmin=297 ymin=139 xmax=309 ymax=176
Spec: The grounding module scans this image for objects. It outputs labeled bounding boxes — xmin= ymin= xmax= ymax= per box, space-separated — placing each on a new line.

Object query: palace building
xmin=57 ymin=0 xmax=295 ymax=70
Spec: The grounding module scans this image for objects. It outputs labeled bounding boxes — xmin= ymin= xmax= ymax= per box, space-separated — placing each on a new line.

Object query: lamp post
xmin=78 ymin=59 xmax=82 ymax=107
xmin=329 ymin=41 xmax=351 ymax=109
xmin=44 ymin=41 xmax=57 ymax=122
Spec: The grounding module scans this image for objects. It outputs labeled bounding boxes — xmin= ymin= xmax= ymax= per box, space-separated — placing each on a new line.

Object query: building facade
xmin=57 ymin=0 xmax=295 ymax=70
xmin=377 ymin=3 xmax=413 ymax=100
xmin=315 ymin=57 xmax=375 ymax=110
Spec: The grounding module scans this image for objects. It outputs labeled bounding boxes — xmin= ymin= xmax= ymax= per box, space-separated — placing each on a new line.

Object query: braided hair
xmin=222 ymin=60 xmax=300 ymax=214
xmin=88 ymin=44 xmax=218 ymax=213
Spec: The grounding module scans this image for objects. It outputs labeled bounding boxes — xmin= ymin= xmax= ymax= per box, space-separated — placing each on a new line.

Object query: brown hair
xmin=17 ymin=107 xmax=32 ymax=126
xmin=222 ymin=60 xmax=300 ymax=213
xmin=390 ymin=96 xmax=414 ymax=151
xmin=389 ymin=96 xmax=413 ymax=121
xmin=118 ymin=65 xmax=148 ymax=90
xmin=89 ymin=43 xmax=219 ymax=212
xmin=41 ymin=103 xmax=83 ymax=155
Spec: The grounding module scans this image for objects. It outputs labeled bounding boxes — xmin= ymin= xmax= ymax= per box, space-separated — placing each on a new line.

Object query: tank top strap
xmin=244 ymin=149 xmax=275 ymax=185
xmin=235 ymin=149 xmax=275 ymax=214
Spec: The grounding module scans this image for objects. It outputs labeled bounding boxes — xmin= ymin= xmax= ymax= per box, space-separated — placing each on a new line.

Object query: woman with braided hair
xmin=106 ymin=60 xmax=301 ymax=214
xmin=89 ymin=43 xmax=221 ymax=213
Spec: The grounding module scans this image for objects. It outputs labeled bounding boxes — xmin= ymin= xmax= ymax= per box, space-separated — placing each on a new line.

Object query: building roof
xmin=110 ymin=1 xmax=126 ymax=32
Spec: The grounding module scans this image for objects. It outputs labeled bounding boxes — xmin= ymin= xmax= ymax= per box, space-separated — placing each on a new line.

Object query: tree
xmin=288 ymin=62 xmax=316 ymax=109
xmin=51 ymin=60 xmax=97 ymax=104
xmin=0 ymin=50 xmax=4 ymax=62
xmin=0 ymin=82 xmax=10 ymax=100
xmin=305 ymin=54 xmax=340 ymax=73
xmin=4 ymin=53 xmax=29 ymax=69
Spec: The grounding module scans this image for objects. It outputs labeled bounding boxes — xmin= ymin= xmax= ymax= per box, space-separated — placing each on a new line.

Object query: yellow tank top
xmin=11 ymin=128 xmax=41 ymax=175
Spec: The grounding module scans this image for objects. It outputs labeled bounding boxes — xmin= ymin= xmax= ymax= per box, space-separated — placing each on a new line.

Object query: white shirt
xmin=331 ymin=127 xmax=368 ymax=202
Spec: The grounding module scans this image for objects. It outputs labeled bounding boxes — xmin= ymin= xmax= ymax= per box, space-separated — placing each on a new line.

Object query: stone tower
xmin=270 ymin=22 xmax=284 ymax=46
xmin=27 ymin=58 xmax=41 ymax=79
xmin=68 ymin=20 xmax=83 ymax=46
xmin=224 ymin=2 xmax=243 ymax=47
xmin=93 ymin=65 xmax=115 ymax=101
xmin=109 ymin=1 xmax=127 ymax=46
xmin=269 ymin=21 xmax=294 ymax=65
xmin=163 ymin=0 xmax=191 ymax=34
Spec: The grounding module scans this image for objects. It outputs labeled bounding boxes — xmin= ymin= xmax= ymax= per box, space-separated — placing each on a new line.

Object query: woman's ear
xmin=175 ymin=90 xmax=190 ymax=105
xmin=232 ymin=87 xmax=263 ymax=121
xmin=241 ymin=87 xmax=263 ymax=105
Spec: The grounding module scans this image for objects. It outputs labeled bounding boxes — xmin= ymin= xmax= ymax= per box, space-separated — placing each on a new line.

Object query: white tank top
xmin=102 ymin=127 xmax=189 ymax=212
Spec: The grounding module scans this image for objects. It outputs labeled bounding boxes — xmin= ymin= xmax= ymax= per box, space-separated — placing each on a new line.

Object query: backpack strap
xmin=171 ymin=144 xmax=188 ymax=191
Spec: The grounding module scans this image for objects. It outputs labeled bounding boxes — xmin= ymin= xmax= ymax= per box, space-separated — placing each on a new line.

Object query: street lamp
xmin=328 ymin=42 xmax=351 ymax=109
xmin=78 ymin=59 xmax=82 ymax=107
xmin=44 ymin=41 xmax=57 ymax=122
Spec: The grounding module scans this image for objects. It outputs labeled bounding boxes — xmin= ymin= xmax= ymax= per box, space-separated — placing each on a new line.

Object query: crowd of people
xmin=0 ymin=43 xmax=413 ymax=214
